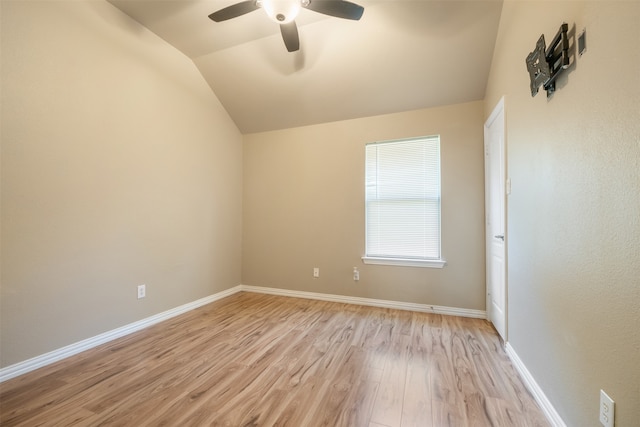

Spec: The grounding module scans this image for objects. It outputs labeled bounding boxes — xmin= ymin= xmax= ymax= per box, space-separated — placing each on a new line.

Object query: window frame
xmin=362 ymin=136 xmax=446 ymax=269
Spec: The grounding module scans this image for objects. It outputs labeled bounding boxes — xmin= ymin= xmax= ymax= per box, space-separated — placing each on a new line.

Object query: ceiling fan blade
xmin=280 ymin=21 xmax=300 ymax=52
xmin=208 ymin=1 xmax=260 ymax=22
xmin=304 ymin=0 xmax=364 ymax=20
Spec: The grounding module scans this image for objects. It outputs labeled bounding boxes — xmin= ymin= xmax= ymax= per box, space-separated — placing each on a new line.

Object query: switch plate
xmin=313 ymin=268 xmax=320 ymax=278
xmin=137 ymin=284 xmax=146 ymax=299
xmin=599 ymin=390 xmax=614 ymax=427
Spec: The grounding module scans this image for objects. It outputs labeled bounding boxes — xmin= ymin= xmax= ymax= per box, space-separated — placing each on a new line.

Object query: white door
xmin=484 ymin=97 xmax=507 ymax=340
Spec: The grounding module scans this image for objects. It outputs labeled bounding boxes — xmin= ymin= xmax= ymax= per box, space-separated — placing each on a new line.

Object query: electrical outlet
xmin=313 ymin=268 xmax=320 ymax=278
xmin=599 ymin=390 xmax=614 ymax=427
xmin=137 ymin=284 xmax=146 ymax=299
xmin=353 ymin=267 xmax=360 ymax=281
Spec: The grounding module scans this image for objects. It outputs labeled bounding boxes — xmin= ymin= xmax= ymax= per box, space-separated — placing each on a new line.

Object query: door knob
xmin=494 ymin=234 xmax=505 ymax=241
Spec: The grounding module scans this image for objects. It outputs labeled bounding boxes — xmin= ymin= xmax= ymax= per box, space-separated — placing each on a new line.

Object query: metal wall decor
xmin=526 ymin=23 xmax=570 ymax=98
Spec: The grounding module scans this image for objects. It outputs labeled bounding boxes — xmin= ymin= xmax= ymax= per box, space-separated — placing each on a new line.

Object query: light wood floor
xmin=0 ymin=292 xmax=549 ymax=426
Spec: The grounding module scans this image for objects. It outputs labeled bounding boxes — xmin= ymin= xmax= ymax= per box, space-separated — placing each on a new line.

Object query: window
xmin=363 ymin=136 xmax=445 ymax=268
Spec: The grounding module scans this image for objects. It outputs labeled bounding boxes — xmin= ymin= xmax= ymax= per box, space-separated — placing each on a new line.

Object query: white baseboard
xmin=1 ymin=284 xmax=486 ymax=383
xmin=505 ymin=343 xmax=566 ymax=427
xmin=0 ymin=285 xmax=242 ymax=383
xmin=238 ymin=284 xmax=487 ymax=319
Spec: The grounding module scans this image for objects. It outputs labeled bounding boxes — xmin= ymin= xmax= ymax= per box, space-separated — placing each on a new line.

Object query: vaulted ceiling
xmin=109 ymin=0 xmax=503 ymax=133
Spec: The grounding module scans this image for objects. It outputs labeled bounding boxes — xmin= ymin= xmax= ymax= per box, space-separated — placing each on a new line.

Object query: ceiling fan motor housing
xmin=261 ymin=0 xmax=301 ymax=23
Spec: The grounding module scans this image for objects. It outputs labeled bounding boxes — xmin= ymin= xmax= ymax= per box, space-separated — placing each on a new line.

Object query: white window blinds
xmin=365 ymin=136 xmax=441 ymax=261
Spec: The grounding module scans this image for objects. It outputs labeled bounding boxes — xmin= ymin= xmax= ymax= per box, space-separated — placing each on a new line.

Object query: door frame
xmin=484 ymin=96 xmax=507 ymax=340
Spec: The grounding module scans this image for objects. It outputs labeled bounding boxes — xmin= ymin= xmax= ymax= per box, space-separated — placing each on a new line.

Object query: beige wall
xmin=0 ymin=1 xmax=243 ymax=367
xmin=485 ymin=1 xmax=640 ymax=426
xmin=243 ymin=101 xmax=486 ymax=309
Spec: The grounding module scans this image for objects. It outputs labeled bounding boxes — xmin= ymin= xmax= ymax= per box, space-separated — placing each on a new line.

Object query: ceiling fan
xmin=208 ymin=0 xmax=364 ymax=52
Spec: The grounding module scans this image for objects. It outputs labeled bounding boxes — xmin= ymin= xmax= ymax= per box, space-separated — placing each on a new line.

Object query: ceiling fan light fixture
xmin=260 ymin=0 xmax=301 ymax=23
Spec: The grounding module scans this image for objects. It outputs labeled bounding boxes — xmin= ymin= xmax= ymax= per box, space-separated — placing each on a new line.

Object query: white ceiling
xmin=109 ymin=0 xmax=503 ymax=133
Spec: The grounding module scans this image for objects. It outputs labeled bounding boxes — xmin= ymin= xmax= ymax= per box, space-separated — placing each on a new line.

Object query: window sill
xmin=361 ymin=256 xmax=446 ymax=268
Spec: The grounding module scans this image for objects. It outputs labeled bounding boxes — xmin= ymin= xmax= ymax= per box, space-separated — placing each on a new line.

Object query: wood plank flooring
xmin=0 ymin=292 xmax=550 ymax=426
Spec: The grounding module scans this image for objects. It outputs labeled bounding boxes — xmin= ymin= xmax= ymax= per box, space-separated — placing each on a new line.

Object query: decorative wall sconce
xmin=526 ymin=23 xmax=571 ymax=98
